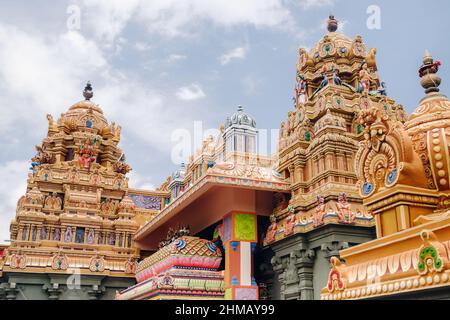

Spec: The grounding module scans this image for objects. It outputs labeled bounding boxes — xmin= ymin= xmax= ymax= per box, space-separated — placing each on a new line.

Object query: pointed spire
xmin=327 ymin=15 xmax=338 ymax=32
xmin=419 ymin=50 xmax=442 ymax=94
xmin=237 ymin=105 xmax=244 ymax=112
xmin=83 ymin=81 xmax=94 ymax=100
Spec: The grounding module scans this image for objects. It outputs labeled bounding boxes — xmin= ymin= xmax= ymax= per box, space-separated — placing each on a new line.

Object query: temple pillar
xmin=222 ymin=211 xmax=258 ymax=300
xmin=43 ymin=283 xmax=62 ymax=300
xmin=5 ymin=283 xmax=18 ymax=300
xmin=295 ymin=248 xmax=315 ymax=300
xmin=87 ymin=285 xmax=105 ymax=300
xmin=270 ymin=255 xmax=286 ymax=300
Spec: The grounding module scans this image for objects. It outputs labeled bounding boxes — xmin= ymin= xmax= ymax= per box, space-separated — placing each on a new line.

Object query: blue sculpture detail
xmin=386 ymin=169 xmax=398 ymax=185
xmin=363 ymin=182 xmax=374 ymax=195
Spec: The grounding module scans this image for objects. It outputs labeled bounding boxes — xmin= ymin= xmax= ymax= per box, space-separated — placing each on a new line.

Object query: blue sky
xmin=0 ymin=0 xmax=449 ymax=241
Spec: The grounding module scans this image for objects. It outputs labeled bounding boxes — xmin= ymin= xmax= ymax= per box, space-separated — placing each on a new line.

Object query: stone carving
xmin=89 ymin=255 xmax=105 ymax=272
xmin=313 ymin=195 xmax=327 ymax=227
xmin=64 ymin=227 xmax=73 ymax=243
xmin=51 ymin=252 xmax=69 ymax=270
xmin=284 ymin=206 xmax=296 ymax=236
xmin=44 ymin=192 xmax=62 ymax=210
xmin=336 ymin=193 xmax=355 ymax=224
xmin=265 ymin=215 xmax=278 ymax=244
xmin=10 ymin=252 xmax=27 ymax=269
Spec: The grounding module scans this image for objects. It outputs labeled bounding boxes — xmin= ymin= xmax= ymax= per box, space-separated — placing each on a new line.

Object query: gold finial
xmin=419 ymin=50 xmax=442 ymax=94
xmin=327 ymin=15 xmax=338 ymax=32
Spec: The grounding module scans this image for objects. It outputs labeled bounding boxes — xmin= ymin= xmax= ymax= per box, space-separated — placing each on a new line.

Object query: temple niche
xmin=1 ymin=83 xmax=168 ymax=300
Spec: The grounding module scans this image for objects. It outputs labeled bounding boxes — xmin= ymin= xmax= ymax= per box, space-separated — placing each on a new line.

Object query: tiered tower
xmin=264 ymin=16 xmax=408 ymax=300
xmin=1 ymin=83 xmax=147 ymax=300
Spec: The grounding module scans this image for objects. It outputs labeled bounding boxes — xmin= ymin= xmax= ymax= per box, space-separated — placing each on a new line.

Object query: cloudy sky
xmin=0 ymin=0 xmax=449 ymax=241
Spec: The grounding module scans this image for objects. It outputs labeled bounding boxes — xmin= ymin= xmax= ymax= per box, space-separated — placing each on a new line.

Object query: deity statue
xmin=336 ymin=193 xmax=355 ymax=224
xmin=287 ymin=111 xmax=296 ymax=134
xmin=78 ymin=138 xmax=97 ymax=169
xmin=395 ymin=105 xmax=408 ymax=123
xmin=64 ymin=227 xmax=73 ymax=243
xmin=40 ymin=227 xmax=47 ymax=240
xmin=53 ymin=228 xmax=61 ymax=241
xmin=32 ymin=226 xmax=37 ymax=241
xmin=113 ymin=124 xmax=121 ymax=143
xmin=284 ymin=205 xmax=296 ymax=236
xmin=279 ymin=122 xmax=288 ymax=149
xmin=359 ymin=62 xmax=374 ymax=96
xmin=30 ymin=145 xmax=55 ymax=172
xmin=313 ymin=195 xmax=327 ymax=227
xmin=46 ymin=114 xmax=59 ymax=135
xmin=109 ymin=232 xmax=115 ymax=245
xmin=87 ymin=228 xmax=95 ymax=244
xmin=295 ymin=72 xmax=308 ymax=105
xmin=113 ymin=154 xmax=132 ymax=175
xmin=98 ymin=231 xmax=104 ymax=244
xmin=265 ymin=215 xmax=278 ymax=244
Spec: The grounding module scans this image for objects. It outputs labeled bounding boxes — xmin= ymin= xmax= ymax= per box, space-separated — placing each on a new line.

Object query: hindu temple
xmin=1 ymin=15 xmax=449 ymax=300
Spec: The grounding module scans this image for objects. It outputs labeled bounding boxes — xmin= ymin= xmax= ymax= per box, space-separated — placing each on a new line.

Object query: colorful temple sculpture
xmin=320 ymin=50 xmax=450 ymax=300
xmin=0 ymin=84 xmax=169 ymax=300
xmin=2 ymin=15 xmax=448 ymax=301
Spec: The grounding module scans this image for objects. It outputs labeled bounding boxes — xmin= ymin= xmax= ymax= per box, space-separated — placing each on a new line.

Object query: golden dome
xmin=58 ymin=82 xmax=108 ymax=133
xmin=306 ymin=16 xmax=366 ymax=67
xmin=405 ymin=51 xmax=450 ymax=191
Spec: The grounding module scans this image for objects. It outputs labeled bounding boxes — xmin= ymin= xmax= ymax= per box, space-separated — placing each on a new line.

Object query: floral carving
xmin=51 ymin=252 xmax=69 ymax=270
xmin=417 ymin=230 xmax=448 ymax=275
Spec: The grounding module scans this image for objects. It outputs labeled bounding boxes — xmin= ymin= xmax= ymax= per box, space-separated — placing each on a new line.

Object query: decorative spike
xmin=423 ymin=49 xmax=433 ymax=65
xmin=418 ymin=50 xmax=442 ymax=94
xmin=83 ymin=81 xmax=94 ymax=100
xmin=327 ymin=15 xmax=338 ymax=32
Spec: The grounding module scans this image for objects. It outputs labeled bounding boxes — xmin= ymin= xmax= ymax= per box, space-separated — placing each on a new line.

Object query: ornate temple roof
xmin=225 ymin=106 xmax=257 ymax=130
xmin=58 ymin=82 xmax=109 ymax=134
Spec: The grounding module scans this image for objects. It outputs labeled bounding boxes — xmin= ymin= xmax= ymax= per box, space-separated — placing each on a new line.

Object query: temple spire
xmin=327 ymin=15 xmax=338 ymax=32
xmin=419 ymin=50 xmax=442 ymax=94
xmin=83 ymin=81 xmax=94 ymax=100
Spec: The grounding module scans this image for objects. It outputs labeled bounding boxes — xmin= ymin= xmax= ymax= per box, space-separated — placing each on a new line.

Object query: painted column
xmin=223 ymin=211 xmax=258 ymax=300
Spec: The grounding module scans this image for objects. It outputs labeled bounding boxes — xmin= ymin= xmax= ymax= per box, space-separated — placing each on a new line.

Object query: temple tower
xmin=264 ymin=16 xmax=407 ymax=300
xmin=1 ymin=83 xmax=151 ymax=300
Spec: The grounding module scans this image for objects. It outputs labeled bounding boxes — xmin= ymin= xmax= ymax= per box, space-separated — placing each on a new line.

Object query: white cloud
xmin=167 ymin=54 xmax=187 ymax=63
xmin=219 ymin=47 xmax=247 ymax=65
xmin=82 ymin=0 xmax=141 ymax=46
xmin=0 ymin=25 xmax=107 ymax=137
xmin=81 ymin=0 xmax=294 ymax=41
xmin=176 ymin=83 xmax=206 ymax=101
xmin=298 ymin=0 xmax=336 ymax=9
xmin=134 ymin=41 xmax=152 ymax=52
xmin=242 ymin=75 xmax=263 ymax=95
xmin=128 ymin=171 xmax=156 ymax=191
xmin=0 ymin=161 xmax=29 ymax=243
